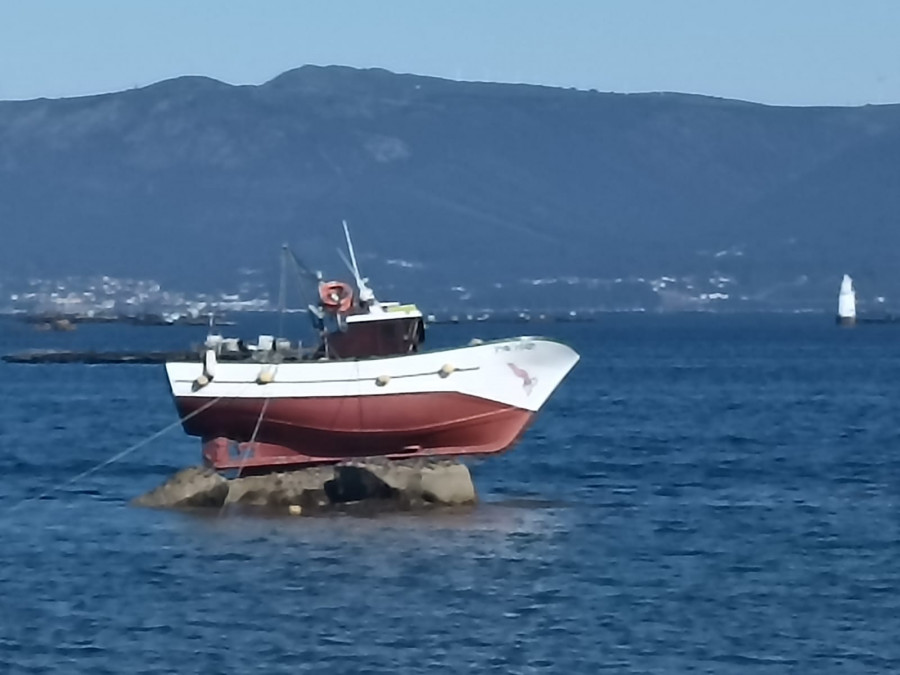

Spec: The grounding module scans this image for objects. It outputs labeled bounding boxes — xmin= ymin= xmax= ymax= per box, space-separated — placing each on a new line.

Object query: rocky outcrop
xmin=132 ymin=466 xmax=229 ymax=508
xmin=132 ymin=459 xmax=477 ymax=513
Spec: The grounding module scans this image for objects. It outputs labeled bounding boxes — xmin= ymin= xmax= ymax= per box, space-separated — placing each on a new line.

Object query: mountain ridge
xmin=1 ymin=65 xmax=899 ymax=311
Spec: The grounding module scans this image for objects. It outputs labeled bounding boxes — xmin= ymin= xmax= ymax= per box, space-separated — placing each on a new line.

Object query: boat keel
xmin=201 ymin=435 xmax=524 ymax=472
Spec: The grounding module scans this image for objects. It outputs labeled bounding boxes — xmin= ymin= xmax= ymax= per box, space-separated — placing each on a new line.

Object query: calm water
xmin=1 ymin=313 xmax=899 ymax=673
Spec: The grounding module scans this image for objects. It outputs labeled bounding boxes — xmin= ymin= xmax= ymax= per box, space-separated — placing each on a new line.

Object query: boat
xmin=164 ymin=222 xmax=579 ymax=472
xmin=837 ymin=274 xmax=856 ymax=326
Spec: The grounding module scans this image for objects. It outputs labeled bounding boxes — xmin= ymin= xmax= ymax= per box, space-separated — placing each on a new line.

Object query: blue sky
xmin=0 ymin=1 xmax=897 ymax=106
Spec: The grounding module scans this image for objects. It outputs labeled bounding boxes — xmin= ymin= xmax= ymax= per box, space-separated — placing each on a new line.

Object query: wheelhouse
xmin=324 ymin=303 xmax=425 ymax=359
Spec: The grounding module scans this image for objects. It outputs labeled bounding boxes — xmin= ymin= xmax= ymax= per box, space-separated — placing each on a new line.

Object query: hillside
xmin=1 ymin=65 xmax=899 ymax=312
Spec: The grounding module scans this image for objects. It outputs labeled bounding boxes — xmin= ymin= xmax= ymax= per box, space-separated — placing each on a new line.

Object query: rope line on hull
xmin=215 ymin=394 xmax=273 ymax=517
xmin=234 ymin=397 xmax=271 ymax=480
xmin=171 ymin=365 xmax=480 ymax=389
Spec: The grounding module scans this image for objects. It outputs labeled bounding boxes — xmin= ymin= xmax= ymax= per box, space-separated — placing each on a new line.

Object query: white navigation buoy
xmin=837 ymin=274 xmax=857 ymax=326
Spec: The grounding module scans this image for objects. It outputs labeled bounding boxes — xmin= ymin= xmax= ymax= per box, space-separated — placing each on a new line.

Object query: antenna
xmin=343 ymin=220 xmax=361 ymax=280
xmin=342 ymin=219 xmax=375 ymax=304
xmin=336 ymin=247 xmax=356 ymax=277
xmin=277 ymin=244 xmax=288 ymax=337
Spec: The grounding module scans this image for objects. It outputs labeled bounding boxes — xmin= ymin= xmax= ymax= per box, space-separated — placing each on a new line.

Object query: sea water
xmin=1 ymin=313 xmax=899 ymax=673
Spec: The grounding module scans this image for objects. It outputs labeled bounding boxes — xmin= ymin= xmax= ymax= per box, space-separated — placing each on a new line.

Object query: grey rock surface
xmin=132 ymin=466 xmax=229 ymax=508
xmin=132 ymin=458 xmax=477 ymax=512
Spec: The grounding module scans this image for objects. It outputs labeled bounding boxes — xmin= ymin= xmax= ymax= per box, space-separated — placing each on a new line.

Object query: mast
xmin=342 ymin=220 xmax=376 ymax=307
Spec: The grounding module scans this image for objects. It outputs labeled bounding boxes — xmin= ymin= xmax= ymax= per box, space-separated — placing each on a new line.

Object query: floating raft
xmin=857 ymin=316 xmax=900 ymax=325
xmin=2 ymin=350 xmax=197 ymax=364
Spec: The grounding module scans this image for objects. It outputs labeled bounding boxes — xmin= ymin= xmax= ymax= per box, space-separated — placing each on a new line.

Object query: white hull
xmin=166 ymin=336 xmax=580 ymax=413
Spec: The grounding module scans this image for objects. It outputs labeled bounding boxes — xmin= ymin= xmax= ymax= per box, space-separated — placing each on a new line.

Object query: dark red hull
xmin=174 ymin=392 xmax=534 ymax=471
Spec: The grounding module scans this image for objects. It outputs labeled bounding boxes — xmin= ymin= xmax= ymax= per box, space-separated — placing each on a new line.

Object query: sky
xmin=0 ymin=1 xmax=897 ymax=106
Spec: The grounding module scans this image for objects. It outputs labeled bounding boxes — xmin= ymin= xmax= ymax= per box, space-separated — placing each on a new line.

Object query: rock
xmin=132 ymin=458 xmax=477 ymax=512
xmin=420 ymin=462 xmax=477 ymax=505
xmin=225 ymin=466 xmax=333 ymax=509
xmin=131 ymin=466 xmax=229 ymax=508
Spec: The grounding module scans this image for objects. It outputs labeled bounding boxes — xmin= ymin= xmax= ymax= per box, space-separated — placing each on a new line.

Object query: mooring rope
xmin=7 ymin=395 xmax=229 ymax=513
xmin=215 ymin=394 xmax=272 ymax=517
xmin=9 ymin=278 xmax=298 ymax=516
xmin=234 ymin=396 xmax=272 ymax=480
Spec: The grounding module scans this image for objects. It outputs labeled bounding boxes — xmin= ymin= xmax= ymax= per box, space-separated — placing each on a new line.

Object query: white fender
xmin=203 ymin=349 xmax=217 ymax=380
xmin=257 ymin=364 xmax=277 ymax=384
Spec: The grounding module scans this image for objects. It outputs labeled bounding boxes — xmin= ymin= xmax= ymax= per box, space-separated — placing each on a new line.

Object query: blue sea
xmin=1 ymin=313 xmax=899 ymax=673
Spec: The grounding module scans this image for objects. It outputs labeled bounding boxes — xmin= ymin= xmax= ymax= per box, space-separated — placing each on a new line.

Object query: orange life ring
xmin=319 ymin=281 xmax=354 ymax=313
